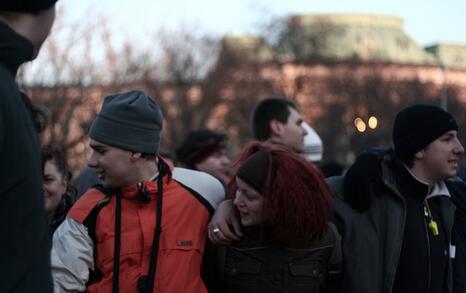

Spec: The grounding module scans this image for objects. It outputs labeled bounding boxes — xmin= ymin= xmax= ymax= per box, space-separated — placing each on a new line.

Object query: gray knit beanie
xmin=89 ymin=90 xmax=163 ymax=154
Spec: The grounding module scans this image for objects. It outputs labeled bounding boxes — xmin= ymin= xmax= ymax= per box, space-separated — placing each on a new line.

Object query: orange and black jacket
xmin=51 ymin=160 xmax=224 ymax=293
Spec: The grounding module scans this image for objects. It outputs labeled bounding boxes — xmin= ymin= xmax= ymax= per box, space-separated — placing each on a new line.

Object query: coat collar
xmin=383 ymin=153 xmax=451 ymax=201
xmin=117 ymin=157 xmax=173 ymax=201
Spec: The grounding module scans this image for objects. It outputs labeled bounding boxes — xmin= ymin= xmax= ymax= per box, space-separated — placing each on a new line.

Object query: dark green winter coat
xmin=328 ymin=150 xmax=456 ymax=293
xmin=0 ymin=22 xmax=52 ymax=292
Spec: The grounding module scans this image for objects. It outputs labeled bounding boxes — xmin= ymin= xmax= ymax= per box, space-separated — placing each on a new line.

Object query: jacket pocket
xmin=289 ymin=261 xmax=323 ymax=293
xmin=158 ymin=235 xmax=204 ymax=292
xmin=226 ymin=255 xmax=263 ymax=293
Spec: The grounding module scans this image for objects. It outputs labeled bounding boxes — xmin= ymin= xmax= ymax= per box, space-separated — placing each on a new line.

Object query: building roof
xmin=221 ymin=13 xmax=466 ymax=69
xmin=425 ymin=43 xmax=466 ymax=70
xmin=279 ymin=13 xmax=437 ymax=65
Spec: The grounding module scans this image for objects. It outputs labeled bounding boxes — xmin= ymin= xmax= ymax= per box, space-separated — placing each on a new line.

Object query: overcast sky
xmin=60 ymin=0 xmax=466 ymax=47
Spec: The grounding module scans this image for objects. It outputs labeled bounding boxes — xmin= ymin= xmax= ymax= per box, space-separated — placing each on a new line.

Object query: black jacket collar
xmin=0 ymin=21 xmax=34 ymax=75
xmin=392 ymin=158 xmax=430 ymax=201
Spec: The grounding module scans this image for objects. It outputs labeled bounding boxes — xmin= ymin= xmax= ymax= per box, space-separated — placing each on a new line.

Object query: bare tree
xmin=20 ymin=10 xmax=160 ymax=172
xmin=132 ymin=27 xmax=223 ymax=151
xmin=20 ymin=12 xmax=223 ymax=172
xmin=18 ymin=9 xmax=466 ymax=173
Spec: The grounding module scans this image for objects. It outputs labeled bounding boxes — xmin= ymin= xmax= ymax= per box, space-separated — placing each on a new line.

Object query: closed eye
xmin=441 ymin=134 xmax=454 ymax=142
xmin=90 ymin=145 xmax=107 ymax=155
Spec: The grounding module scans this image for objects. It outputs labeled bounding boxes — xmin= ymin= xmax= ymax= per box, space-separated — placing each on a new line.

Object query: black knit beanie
xmin=176 ymin=129 xmax=227 ymax=168
xmin=237 ymin=149 xmax=270 ymax=194
xmin=89 ymin=90 xmax=163 ymax=154
xmin=393 ymin=104 xmax=458 ymax=161
xmin=0 ymin=0 xmax=58 ymax=12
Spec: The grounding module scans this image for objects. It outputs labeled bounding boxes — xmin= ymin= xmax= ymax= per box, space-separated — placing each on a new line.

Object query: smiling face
xmin=271 ymin=107 xmax=308 ymax=153
xmin=414 ymin=130 xmax=464 ymax=184
xmin=87 ymin=139 xmax=136 ymax=188
xmin=43 ymin=160 xmax=66 ymax=216
xmin=233 ymin=177 xmax=265 ymax=227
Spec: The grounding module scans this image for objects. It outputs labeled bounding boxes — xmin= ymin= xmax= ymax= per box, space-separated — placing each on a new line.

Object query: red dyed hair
xmin=229 ymin=142 xmax=334 ymax=246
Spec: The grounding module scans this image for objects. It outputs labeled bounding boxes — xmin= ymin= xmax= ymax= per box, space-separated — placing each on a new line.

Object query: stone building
xmin=215 ymin=13 xmax=466 ymax=164
xmin=29 ymin=13 xmax=466 ymax=170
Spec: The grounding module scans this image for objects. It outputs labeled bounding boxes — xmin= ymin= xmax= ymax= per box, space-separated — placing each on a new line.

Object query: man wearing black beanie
xmin=0 ymin=1 xmax=57 ymax=292
xmin=328 ymin=104 xmax=465 ymax=293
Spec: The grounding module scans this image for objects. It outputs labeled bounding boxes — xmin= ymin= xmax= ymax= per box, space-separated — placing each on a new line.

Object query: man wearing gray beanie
xmin=1 ymin=1 xmax=58 ymax=292
xmin=51 ymin=90 xmax=225 ymax=293
xmin=324 ymin=104 xmax=465 ymax=293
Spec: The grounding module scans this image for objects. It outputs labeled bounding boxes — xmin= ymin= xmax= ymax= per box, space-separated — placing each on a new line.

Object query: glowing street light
xmin=354 ymin=117 xmax=366 ymax=132
xmin=368 ymin=116 xmax=378 ymax=129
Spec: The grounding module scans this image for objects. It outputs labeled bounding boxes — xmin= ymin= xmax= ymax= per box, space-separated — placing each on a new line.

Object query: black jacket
xmin=0 ymin=22 xmax=53 ymax=292
xmin=206 ymin=224 xmax=342 ymax=293
xmin=49 ymin=194 xmax=74 ymax=235
xmin=329 ymin=150 xmax=457 ymax=293
xmin=450 ymin=180 xmax=466 ymax=293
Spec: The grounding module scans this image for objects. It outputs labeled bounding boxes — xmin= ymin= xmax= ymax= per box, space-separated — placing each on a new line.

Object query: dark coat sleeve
xmin=450 ymin=181 xmax=466 ymax=293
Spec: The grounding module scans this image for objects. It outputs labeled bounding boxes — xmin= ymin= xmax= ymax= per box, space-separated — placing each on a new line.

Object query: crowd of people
xmin=1 ymin=1 xmax=466 ymax=293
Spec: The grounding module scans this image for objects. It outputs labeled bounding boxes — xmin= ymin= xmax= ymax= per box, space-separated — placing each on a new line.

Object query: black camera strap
xmin=112 ymin=159 xmax=166 ymax=293
xmin=112 ymin=189 xmax=122 ymax=293
xmin=140 ymin=167 xmax=164 ymax=292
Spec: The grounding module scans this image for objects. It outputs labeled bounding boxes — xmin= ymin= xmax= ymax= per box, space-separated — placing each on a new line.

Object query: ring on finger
xmin=212 ymin=228 xmax=220 ymax=234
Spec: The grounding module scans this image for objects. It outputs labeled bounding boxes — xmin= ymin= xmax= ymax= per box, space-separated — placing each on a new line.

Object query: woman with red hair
xmin=206 ymin=142 xmax=341 ymax=293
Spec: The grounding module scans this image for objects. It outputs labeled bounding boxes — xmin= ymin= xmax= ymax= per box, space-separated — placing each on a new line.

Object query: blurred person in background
xmin=42 ymin=145 xmax=75 ymax=234
xmin=251 ymin=97 xmax=308 ymax=153
xmin=73 ymin=166 xmax=100 ymax=199
xmin=320 ymin=161 xmax=345 ymax=178
xmin=176 ymin=128 xmax=231 ymax=185
xmin=302 ymin=121 xmax=324 ymax=164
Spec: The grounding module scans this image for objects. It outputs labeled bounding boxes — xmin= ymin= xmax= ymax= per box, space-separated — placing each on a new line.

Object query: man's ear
xmin=130 ymin=152 xmax=142 ymax=162
xmin=269 ymin=119 xmax=283 ymax=137
xmin=414 ymin=149 xmax=425 ymax=160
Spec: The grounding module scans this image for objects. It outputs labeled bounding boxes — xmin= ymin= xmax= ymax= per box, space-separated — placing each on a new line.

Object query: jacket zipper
xmin=424 ymin=197 xmax=439 ymax=292
xmin=424 ymin=205 xmax=432 ymax=293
